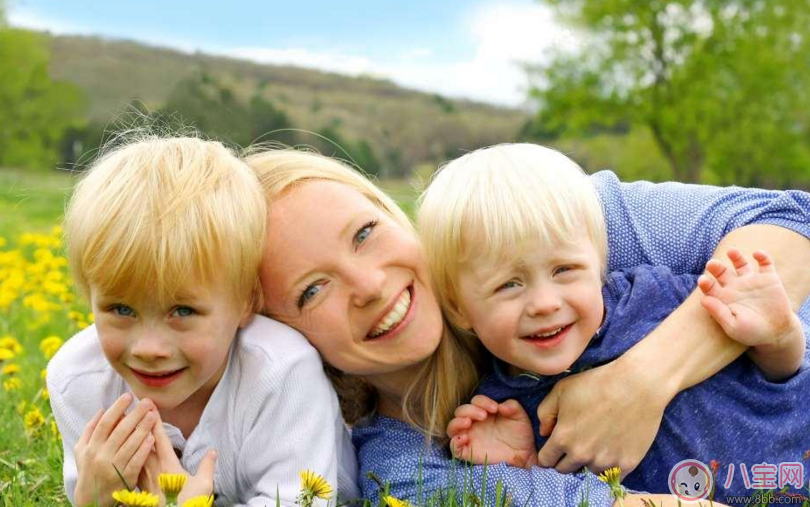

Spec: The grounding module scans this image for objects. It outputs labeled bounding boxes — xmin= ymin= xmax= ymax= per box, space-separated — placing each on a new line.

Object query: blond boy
xmin=48 ymin=136 xmax=355 ymax=507
xmin=418 ymin=143 xmax=807 ymax=500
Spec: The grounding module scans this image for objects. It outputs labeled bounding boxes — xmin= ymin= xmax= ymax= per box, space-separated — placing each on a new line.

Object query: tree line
xmin=2 ymin=0 xmax=810 ymax=187
xmin=523 ymin=0 xmax=810 ymax=187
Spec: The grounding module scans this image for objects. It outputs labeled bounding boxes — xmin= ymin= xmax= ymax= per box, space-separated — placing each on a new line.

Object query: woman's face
xmin=260 ymin=180 xmax=444 ymax=380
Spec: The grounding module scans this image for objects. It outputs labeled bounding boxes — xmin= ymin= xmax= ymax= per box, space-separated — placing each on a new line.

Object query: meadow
xmin=0 ymin=168 xmax=84 ymax=506
xmin=0 ymin=168 xmax=424 ymax=507
xmin=1 ymin=168 xmax=805 ymax=507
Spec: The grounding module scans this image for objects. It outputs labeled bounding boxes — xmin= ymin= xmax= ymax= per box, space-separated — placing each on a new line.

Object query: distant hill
xmin=45 ymin=33 xmax=528 ymax=177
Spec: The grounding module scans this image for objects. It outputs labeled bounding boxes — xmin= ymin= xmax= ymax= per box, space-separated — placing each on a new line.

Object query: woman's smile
xmin=260 ymin=180 xmax=444 ymax=378
xmin=366 ymin=285 xmax=415 ymax=341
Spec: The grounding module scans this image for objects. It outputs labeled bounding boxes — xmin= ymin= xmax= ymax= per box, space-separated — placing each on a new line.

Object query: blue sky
xmin=7 ymin=0 xmax=581 ymax=106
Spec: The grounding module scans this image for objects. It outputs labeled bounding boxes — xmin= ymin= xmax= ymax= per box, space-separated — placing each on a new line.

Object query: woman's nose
xmin=346 ymin=262 xmax=386 ymax=307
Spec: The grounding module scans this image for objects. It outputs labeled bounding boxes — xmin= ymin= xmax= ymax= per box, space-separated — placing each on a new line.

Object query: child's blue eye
xmin=496 ymin=281 xmax=520 ymax=292
xmin=172 ymin=306 xmax=195 ymax=317
xmin=355 ymin=220 xmax=377 ymax=246
xmin=111 ymin=304 xmax=135 ymax=317
xmin=554 ymin=266 xmax=573 ymax=276
xmin=297 ymin=283 xmax=322 ymax=308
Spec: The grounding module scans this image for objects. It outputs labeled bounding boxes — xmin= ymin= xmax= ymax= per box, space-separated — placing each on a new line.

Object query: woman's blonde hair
xmin=65 ymin=135 xmax=266 ymax=310
xmin=418 ymin=143 xmax=608 ymax=331
xmin=245 ymin=147 xmax=483 ymax=439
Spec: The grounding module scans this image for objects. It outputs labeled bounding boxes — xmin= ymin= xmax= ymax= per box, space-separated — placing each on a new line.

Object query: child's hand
xmin=139 ymin=412 xmax=217 ymax=506
xmin=73 ymin=394 xmax=158 ymax=507
xmin=447 ymin=395 xmax=537 ymax=468
xmin=698 ymin=248 xmax=804 ymax=379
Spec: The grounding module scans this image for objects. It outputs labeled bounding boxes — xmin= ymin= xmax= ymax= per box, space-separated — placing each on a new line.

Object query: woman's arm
xmin=535 ymin=224 xmax=810 ymax=473
xmin=532 ymin=172 xmax=810 ymax=474
xmin=623 ymin=224 xmax=810 ymax=393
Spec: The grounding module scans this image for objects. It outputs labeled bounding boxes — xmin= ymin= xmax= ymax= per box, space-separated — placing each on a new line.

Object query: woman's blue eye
xmin=355 ymin=220 xmax=377 ymax=246
xmin=298 ymin=284 xmax=322 ymax=308
xmin=111 ymin=305 xmax=135 ymax=317
xmin=172 ymin=306 xmax=195 ymax=317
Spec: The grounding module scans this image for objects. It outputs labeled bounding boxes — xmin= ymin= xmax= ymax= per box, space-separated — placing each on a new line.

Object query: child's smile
xmin=90 ymin=278 xmax=251 ymax=412
xmin=456 ymin=237 xmax=605 ymax=376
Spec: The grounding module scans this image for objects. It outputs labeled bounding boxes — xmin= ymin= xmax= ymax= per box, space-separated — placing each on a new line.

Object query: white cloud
xmin=7 ymin=8 xmax=88 ymax=34
xmin=225 ymin=47 xmax=375 ymax=76
xmin=222 ymin=3 xmax=579 ymax=106
xmin=401 ymin=47 xmax=433 ymax=60
xmin=8 ymin=2 xmax=579 ymax=107
xmin=372 ymin=2 xmax=582 ymax=106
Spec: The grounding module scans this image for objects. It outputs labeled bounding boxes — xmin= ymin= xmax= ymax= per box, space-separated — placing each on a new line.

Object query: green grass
xmin=2 ymin=169 xmax=804 ymax=507
xmin=0 ymin=168 xmax=75 ymax=238
xmin=0 ymin=168 xmax=84 ymax=506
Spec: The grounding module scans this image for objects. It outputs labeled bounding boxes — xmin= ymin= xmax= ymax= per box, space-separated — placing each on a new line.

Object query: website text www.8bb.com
xmin=722 ymin=492 xmax=808 ymax=505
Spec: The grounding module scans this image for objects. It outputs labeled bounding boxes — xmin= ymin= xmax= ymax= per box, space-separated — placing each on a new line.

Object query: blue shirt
xmin=476 ymin=266 xmax=810 ymax=502
xmin=353 ymin=415 xmax=614 ymax=507
xmin=351 ymin=171 xmax=810 ymax=506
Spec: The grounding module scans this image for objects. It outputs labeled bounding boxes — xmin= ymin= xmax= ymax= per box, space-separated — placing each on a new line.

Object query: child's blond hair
xmin=418 ymin=143 xmax=608 ymax=331
xmin=65 ymin=135 xmax=266 ymax=310
xmin=245 ymin=148 xmax=484 ymax=440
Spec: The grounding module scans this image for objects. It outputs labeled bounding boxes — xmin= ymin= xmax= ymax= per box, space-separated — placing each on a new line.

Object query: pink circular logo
xmin=668 ymin=459 xmax=713 ymax=502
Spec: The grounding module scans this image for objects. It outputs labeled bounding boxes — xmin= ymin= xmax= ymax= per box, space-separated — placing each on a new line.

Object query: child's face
xmin=456 ymin=237 xmax=604 ymax=376
xmin=90 ymin=280 xmax=251 ymax=411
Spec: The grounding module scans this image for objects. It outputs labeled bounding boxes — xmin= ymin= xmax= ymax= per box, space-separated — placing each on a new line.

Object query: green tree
xmin=526 ymin=0 xmax=810 ymax=185
xmin=161 ymin=72 xmax=296 ymax=147
xmin=316 ymin=122 xmax=381 ymax=177
xmin=0 ymin=29 xmax=86 ymax=170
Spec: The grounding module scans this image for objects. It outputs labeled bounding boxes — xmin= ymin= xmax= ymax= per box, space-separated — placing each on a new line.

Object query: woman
xmin=246 ymin=148 xmax=810 ymax=507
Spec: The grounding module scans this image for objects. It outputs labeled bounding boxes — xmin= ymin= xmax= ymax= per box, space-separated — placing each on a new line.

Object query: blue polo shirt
xmin=476 ymin=266 xmax=810 ymax=503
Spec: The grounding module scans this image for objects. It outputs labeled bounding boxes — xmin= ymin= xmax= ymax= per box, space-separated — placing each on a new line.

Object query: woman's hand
xmin=535 ymin=358 xmax=670 ymax=476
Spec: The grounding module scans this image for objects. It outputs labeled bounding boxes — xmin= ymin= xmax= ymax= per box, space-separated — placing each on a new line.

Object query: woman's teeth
xmin=368 ymin=289 xmax=411 ymax=338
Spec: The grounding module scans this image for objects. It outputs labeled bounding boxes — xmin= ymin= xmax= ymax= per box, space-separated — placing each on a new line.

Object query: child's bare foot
xmin=698 ymin=248 xmax=804 ymax=380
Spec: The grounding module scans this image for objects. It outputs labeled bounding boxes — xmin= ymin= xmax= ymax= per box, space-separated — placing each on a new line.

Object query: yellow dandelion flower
xmin=597 ymin=467 xmax=626 ymax=507
xmin=0 ymin=236 xmax=6 ymax=247
xmin=51 ymin=225 xmax=63 ymax=237
xmin=299 ymin=469 xmax=333 ymax=500
xmin=50 ymin=420 xmax=61 ymax=440
xmin=68 ymin=310 xmax=86 ymax=322
xmin=17 ymin=400 xmax=27 ymax=415
xmin=0 ymin=348 xmax=15 ymax=361
xmin=88 ymin=312 xmax=95 ymax=323
xmin=159 ymin=473 xmax=187 ymax=497
xmin=77 ymin=321 xmax=89 ymax=330
xmin=3 ymin=377 xmax=22 ymax=391
xmin=0 ymin=336 xmax=22 ymax=354
xmin=2 ymin=363 xmax=20 ymax=375
xmin=41 ymin=368 xmax=47 ymax=380
xmin=42 ymin=387 xmax=49 ymax=401
xmin=111 ymin=489 xmax=159 ymax=507
xmin=39 ymin=336 xmax=63 ymax=359
xmin=181 ymin=495 xmax=214 ymax=507
xmin=383 ymin=495 xmax=412 ymax=507
xmin=598 ymin=467 xmax=622 ymax=484
xmin=24 ymin=407 xmax=45 ymax=433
